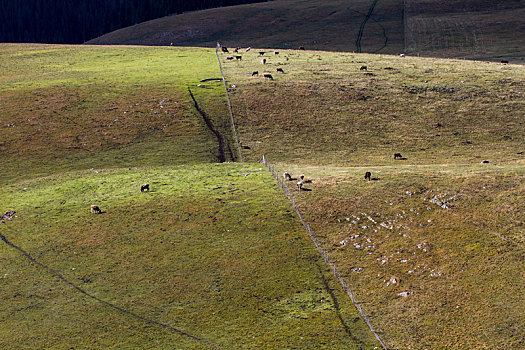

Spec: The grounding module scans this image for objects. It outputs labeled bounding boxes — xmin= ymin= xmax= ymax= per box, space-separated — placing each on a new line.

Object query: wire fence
xmin=262 ymin=155 xmax=389 ymax=350
xmin=215 ymin=42 xmax=243 ymax=162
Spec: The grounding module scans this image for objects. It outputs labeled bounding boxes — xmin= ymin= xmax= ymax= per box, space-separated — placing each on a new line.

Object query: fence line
xmin=215 ymin=42 xmax=243 ymax=163
xmin=261 ymin=155 xmax=389 ymax=350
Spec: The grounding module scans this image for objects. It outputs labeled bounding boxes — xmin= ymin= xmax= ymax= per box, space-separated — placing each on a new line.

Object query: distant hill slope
xmin=87 ymin=0 xmax=525 ymax=61
xmin=406 ymin=0 xmax=525 ymax=62
xmin=87 ymin=0 xmax=405 ymax=55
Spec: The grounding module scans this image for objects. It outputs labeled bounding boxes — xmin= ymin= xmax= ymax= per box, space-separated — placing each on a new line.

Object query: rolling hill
xmin=87 ymin=0 xmax=525 ymax=62
xmin=0 ymin=44 xmax=381 ymax=349
xmin=1 ymin=38 xmax=524 ymax=349
xmin=217 ymin=46 xmax=525 ymax=349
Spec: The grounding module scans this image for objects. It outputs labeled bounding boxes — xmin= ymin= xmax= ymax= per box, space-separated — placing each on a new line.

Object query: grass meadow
xmin=0 ymin=44 xmax=234 ymax=184
xmin=0 ymin=44 xmax=381 ymax=349
xmin=221 ymin=48 xmax=525 ymax=348
xmin=0 ymin=164 xmax=380 ymax=349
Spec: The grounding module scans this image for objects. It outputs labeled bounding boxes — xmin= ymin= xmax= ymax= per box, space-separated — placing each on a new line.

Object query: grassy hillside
xmin=87 ymin=0 xmax=525 ymax=62
xmin=0 ymin=44 xmax=239 ymax=184
xmin=0 ymin=164 xmax=380 ymax=349
xmin=224 ymin=49 xmax=524 ymax=166
xmin=220 ymin=48 xmax=525 ymax=348
xmin=0 ymin=44 xmax=381 ymax=349
xmin=406 ymin=0 xmax=525 ymax=62
xmin=87 ymin=0 xmax=405 ymax=54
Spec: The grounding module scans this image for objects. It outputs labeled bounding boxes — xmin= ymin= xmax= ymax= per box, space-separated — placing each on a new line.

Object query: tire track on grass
xmin=0 ymin=230 xmax=221 ymax=350
xmin=356 ymin=0 xmax=381 ymax=53
xmin=348 ymin=7 xmax=389 ymax=53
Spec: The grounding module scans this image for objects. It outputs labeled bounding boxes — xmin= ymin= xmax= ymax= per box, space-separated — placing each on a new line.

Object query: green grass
xmin=2 ymin=42 xmax=525 ymax=349
xmin=0 ymin=164 xmax=380 ymax=349
xmin=0 ymin=44 xmax=382 ymax=349
xmin=0 ymin=44 xmax=235 ymax=184
xmin=219 ymin=48 xmax=525 ymax=348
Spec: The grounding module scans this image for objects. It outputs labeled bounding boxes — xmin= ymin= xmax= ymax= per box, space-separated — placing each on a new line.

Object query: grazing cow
xmin=264 ymin=74 xmax=274 ymax=80
xmin=299 ymin=46 xmax=305 ymax=50
xmin=221 ymin=47 xmax=229 ymax=53
xmin=235 ymin=56 xmax=242 ymax=60
xmin=394 ymin=153 xmax=403 ymax=159
xmin=276 ymin=68 xmax=284 ymax=73
xmin=170 ymin=42 xmax=173 ymax=46
xmin=226 ymin=56 xmax=234 ymax=61
xmin=364 ymin=171 xmax=371 ymax=181
xmin=399 ymin=53 xmax=405 ymax=57
xmin=501 ymin=60 xmax=509 ymax=64
xmin=283 ymin=172 xmax=292 ymax=181
xmin=141 ymin=184 xmax=150 ymax=192
xmin=274 ymin=51 xmax=279 ymax=55
xmin=259 ymin=51 xmax=265 ymax=56
xmin=360 ymin=66 xmax=367 ymax=70
xmin=90 ymin=205 xmax=102 ymax=214
xmin=246 ymin=47 xmax=251 ymax=52
xmin=297 ymin=175 xmax=305 ymax=190
xmin=252 ymin=71 xmax=259 ymax=76
xmin=261 ymin=58 xmax=266 ymax=64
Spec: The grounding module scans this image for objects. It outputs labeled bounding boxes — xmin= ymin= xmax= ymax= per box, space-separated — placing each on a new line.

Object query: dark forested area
xmin=0 ymin=0 xmax=266 ymax=44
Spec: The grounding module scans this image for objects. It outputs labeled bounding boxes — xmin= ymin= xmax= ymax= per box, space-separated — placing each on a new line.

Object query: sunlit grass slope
xmin=0 ymin=164 xmax=380 ymax=349
xmin=224 ymin=49 xmax=524 ymax=166
xmin=0 ymin=44 xmax=235 ymax=184
xmin=0 ymin=44 xmax=381 ymax=349
xmin=221 ymin=48 xmax=525 ymax=348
